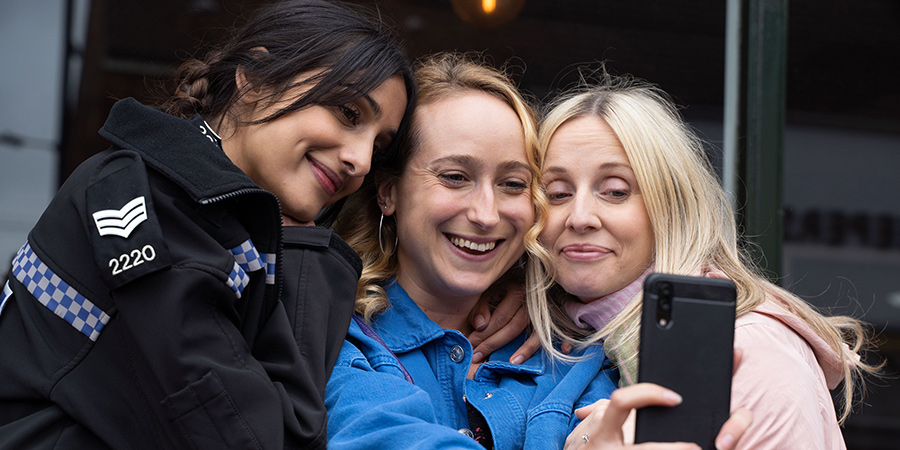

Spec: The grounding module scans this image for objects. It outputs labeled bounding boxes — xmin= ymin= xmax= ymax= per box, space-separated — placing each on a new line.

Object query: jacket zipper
xmin=201 ymin=188 xmax=286 ymax=313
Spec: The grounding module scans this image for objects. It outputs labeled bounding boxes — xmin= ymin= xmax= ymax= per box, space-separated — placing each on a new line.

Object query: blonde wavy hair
xmin=528 ymin=74 xmax=879 ymax=423
xmin=335 ymin=52 xmax=552 ymax=323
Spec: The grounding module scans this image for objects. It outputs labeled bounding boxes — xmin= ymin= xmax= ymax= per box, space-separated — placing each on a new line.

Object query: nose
xmin=565 ymin=191 xmax=601 ymax=233
xmin=467 ymin=184 xmax=501 ymax=230
xmin=340 ymin=138 xmax=373 ymax=178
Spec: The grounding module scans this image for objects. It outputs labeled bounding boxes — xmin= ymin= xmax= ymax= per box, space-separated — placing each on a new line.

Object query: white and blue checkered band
xmin=226 ymin=261 xmax=251 ymax=299
xmin=226 ymin=239 xmax=275 ymax=299
xmin=265 ymin=253 xmax=276 ymax=285
xmin=11 ymin=242 xmax=111 ymax=341
xmin=231 ymin=239 xmax=266 ymax=272
xmin=0 ymin=281 xmax=12 ymax=318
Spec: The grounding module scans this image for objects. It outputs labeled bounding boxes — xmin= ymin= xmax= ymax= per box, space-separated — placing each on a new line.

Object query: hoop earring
xmin=378 ymin=213 xmax=398 ymax=255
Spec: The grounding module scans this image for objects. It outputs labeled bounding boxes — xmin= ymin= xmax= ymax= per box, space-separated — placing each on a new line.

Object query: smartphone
xmin=634 ymin=273 xmax=737 ymax=450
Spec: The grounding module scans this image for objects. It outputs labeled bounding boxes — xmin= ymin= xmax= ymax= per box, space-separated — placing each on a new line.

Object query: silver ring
xmin=582 ymin=433 xmax=589 ymax=443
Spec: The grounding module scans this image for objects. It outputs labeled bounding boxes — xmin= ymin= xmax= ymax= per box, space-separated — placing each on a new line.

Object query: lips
xmin=308 ymin=156 xmax=342 ymax=196
xmin=560 ymin=243 xmax=612 ymax=261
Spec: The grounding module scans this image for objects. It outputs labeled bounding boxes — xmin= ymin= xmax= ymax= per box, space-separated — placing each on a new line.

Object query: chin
xmin=558 ymin=278 xmax=602 ymax=300
xmin=446 ymin=274 xmax=497 ymax=297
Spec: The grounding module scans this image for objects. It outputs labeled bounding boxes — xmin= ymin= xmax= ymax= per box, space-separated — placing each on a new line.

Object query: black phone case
xmin=634 ymin=273 xmax=737 ymax=449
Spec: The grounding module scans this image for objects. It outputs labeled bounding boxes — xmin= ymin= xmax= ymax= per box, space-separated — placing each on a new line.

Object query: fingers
xmin=470 ymin=298 xmax=492 ymax=333
xmin=508 ymin=332 xmax=542 ymax=365
xmin=575 ymin=399 xmax=610 ymax=420
xmin=468 ymin=286 xmax=527 ymax=363
xmin=566 ymin=384 xmax=684 ymax=449
xmin=599 ymin=384 xmax=683 ymax=437
xmin=715 ymin=408 xmax=752 ymax=450
xmin=470 ymin=306 xmax=530 ymax=363
xmin=567 ymin=394 xmax=698 ymax=449
xmin=622 ymin=409 xmax=636 ymax=444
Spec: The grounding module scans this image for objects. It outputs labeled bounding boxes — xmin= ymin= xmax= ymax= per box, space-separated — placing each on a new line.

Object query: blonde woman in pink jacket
xmin=529 ymin=74 xmax=880 ymax=449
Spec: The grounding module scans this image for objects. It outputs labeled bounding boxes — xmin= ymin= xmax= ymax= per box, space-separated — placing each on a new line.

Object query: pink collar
xmin=564 ymin=267 xmax=654 ymax=331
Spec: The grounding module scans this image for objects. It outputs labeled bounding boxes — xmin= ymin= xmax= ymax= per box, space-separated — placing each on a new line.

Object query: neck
xmin=394 ymin=274 xmax=479 ymax=333
xmin=565 ymin=267 xmax=654 ymax=331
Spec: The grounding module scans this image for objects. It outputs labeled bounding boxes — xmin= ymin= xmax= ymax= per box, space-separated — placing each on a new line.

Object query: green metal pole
xmin=734 ymin=0 xmax=787 ymax=281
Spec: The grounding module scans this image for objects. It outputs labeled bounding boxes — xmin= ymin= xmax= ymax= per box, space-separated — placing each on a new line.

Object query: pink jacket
xmin=732 ymin=301 xmax=847 ymax=449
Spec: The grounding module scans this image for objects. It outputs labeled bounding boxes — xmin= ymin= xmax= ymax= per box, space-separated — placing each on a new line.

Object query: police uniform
xmin=0 ymin=98 xmax=360 ymax=449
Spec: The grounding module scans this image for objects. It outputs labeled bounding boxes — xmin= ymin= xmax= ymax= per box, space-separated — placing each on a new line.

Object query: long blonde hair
xmin=335 ymin=52 xmax=552 ymax=322
xmin=529 ymin=74 xmax=878 ymax=423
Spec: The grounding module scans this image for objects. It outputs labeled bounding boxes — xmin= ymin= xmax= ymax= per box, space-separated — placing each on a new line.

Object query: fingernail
xmin=510 ymin=355 xmax=525 ymax=364
xmin=664 ymin=391 xmax=683 ymax=404
xmin=472 ymin=352 xmax=483 ymax=363
xmin=474 ymin=315 xmax=487 ymax=331
xmin=716 ymin=433 xmax=735 ymax=450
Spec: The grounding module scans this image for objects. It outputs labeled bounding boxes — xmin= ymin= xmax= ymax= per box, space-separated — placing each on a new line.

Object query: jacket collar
xmin=374 ymin=279 xmax=545 ymax=376
xmin=751 ymin=301 xmax=850 ymax=390
xmin=373 ymin=280 xmax=456 ymax=352
xmin=98 ymin=98 xmax=260 ymax=203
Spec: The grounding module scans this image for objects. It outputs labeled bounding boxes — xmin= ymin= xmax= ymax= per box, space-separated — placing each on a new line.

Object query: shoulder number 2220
xmin=109 ymin=244 xmax=156 ymax=276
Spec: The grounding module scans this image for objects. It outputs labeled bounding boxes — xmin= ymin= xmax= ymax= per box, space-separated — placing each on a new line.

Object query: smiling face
xmin=540 ymin=115 xmax=654 ymax=302
xmin=223 ymin=74 xmax=408 ymax=225
xmin=383 ymin=90 xmax=534 ymax=309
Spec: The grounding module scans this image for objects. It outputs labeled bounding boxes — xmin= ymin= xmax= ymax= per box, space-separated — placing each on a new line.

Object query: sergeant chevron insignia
xmin=92 ymin=196 xmax=148 ymax=238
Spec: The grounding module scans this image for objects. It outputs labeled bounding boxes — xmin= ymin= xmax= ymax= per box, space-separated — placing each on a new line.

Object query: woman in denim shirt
xmin=324 ymin=53 xmax=621 ymax=449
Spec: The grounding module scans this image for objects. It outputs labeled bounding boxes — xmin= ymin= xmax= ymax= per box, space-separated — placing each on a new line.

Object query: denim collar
xmin=372 ymin=279 xmax=451 ymax=353
xmin=373 ymin=279 xmax=546 ymax=376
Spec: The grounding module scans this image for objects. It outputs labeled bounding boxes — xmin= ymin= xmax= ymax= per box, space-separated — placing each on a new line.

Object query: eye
xmin=337 ymin=103 xmax=361 ymax=125
xmin=547 ymin=191 xmax=571 ymax=203
xmin=501 ymin=179 xmax=529 ymax=193
xmin=438 ymin=172 xmax=468 ymax=186
xmin=599 ymin=178 xmax=632 ymax=201
xmin=545 ymin=180 xmax=572 ymax=204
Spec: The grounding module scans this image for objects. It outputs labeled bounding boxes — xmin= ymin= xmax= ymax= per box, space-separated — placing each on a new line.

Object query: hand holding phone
xmin=634 ymin=273 xmax=737 ymax=449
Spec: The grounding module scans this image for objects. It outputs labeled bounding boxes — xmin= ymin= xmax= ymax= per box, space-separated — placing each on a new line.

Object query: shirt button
xmin=458 ymin=428 xmax=474 ymax=438
xmin=484 ymin=392 xmax=493 ymax=399
xmin=449 ymin=344 xmax=465 ymax=363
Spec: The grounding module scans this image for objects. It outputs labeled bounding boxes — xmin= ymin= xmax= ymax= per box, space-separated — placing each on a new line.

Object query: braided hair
xmin=160 ymin=0 xmax=415 ymax=135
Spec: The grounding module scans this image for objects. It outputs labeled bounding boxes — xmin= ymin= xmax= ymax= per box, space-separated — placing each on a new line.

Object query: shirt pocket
xmin=161 ymin=370 xmax=262 ymax=450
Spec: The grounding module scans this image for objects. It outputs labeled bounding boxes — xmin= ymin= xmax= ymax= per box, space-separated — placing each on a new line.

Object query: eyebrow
xmin=431 ymin=154 xmax=480 ymax=168
xmin=544 ymin=161 xmax=631 ymax=174
xmin=431 ymin=155 xmax=530 ymax=173
xmin=363 ymin=94 xmax=400 ymax=142
xmin=498 ymin=160 xmax=532 ymax=174
xmin=363 ymin=94 xmax=382 ymax=117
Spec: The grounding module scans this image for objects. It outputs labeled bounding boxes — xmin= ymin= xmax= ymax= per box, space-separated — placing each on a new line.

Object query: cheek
xmin=539 ymin=208 xmax=565 ymax=244
xmin=624 ymin=217 xmax=654 ymax=262
xmin=502 ymin=196 xmax=535 ymax=237
xmin=341 ymin=177 xmax=365 ymax=199
xmin=398 ymin=187 xmax=452 ymax=226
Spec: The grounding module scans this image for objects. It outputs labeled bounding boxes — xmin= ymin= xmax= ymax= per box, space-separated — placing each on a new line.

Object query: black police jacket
xmin=0 ymin=98 xmax=360 ymax=449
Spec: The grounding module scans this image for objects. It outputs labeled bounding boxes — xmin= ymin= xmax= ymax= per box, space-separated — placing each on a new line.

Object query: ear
xmin=235 ymin=47 xmax=269 ymax=106
xmin=376 ymin=181 xmax=397 ymax=216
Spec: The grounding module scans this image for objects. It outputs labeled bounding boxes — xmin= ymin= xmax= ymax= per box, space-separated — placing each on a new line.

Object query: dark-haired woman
xmin=0 ymin=1 xmax=414 ymax=448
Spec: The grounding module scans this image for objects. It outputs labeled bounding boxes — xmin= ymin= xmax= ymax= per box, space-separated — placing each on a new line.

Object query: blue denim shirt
xmin=325 ymin=281 xmax=618 ymax=449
